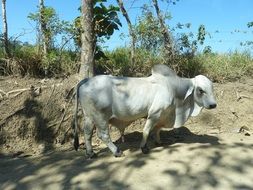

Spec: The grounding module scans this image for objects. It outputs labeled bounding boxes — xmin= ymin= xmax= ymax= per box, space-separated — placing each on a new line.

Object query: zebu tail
xmin=73 ymin=78 xmax=89 ymax=151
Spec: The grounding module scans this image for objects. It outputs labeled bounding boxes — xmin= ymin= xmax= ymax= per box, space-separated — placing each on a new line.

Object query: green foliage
xmin=134 ymin=4 xmax=165 ymax=54
xmin=197 ymin=24 xmax=206 ymax=45
xmin=28 ymin=6 xmax=72 ymax=50
xmin=94 ymin=3 xmax=122 ymax=39
xmin=1 ymin=43 xmax=43 ymax=76
xmin=133 ymin=5 xmax=209 ymax=58
xmin=0 ymin=40 xmax=77 ymax=77
xmin=247 ymin=21 xmax=253 ymax=28
xmin=203 ymin=46 xmax=212 ymax=54
xmin=1 ymin=38 xmax=252 ymax=81
xmin=176 ymin=24 xmax=209 ymax=55
xmin=72 ymin=0 xmax=121 ymax=61
xmin=73 ymin=1 xmax=121 ymax=46
xmin=241 ymin=22 xmax=253 ymax=49
xmin=41 ymin=50 xmax=77 ymax=77
xmin=196 ymin=52 xmax=253 ymax=81
xmin=94 ymin=46 xmax=253 ymax=82
xmin=95 ymin=47 xmax=162 ymax=76
xmin=1 ymin=1 xmax=252 ymax=81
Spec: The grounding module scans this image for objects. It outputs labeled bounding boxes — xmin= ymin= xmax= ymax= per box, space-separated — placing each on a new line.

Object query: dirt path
xmin=1 ymin=131 xmax=253 ymax=190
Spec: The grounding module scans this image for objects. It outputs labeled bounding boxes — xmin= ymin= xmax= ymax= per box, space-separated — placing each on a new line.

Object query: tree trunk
xmin=152 ymin=0 xmax=174 ymax=59
xmin=79 ymin=0 xmax=95 ymax=78
xmin=116 ymin=0 xmax=136 ymax=68
xmin=1 ymin=0 xmax=10 ymax=57
xmin=39 ymin=0 xmax=49 ymax=56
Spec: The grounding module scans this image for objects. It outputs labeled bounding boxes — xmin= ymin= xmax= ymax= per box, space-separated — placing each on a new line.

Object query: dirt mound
xmin=0 ymin=75 xmax=79 ymax=155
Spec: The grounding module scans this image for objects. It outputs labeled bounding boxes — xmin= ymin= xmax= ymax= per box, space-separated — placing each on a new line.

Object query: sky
xmin=1 ymin=0 xmax=253 ymax=53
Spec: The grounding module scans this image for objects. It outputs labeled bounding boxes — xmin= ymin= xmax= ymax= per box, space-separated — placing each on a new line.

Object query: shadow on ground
xmin=112 ymin=127 xmax=220 ymax=153
xmin=1 ymin=128 xmax=253 ymax=190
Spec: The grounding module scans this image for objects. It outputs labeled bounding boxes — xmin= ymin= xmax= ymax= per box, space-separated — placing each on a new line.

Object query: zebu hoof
xmin=114 ymin=148 xmax=124 ymax=157
xmin=155 ymin=141 xmax=163 ymax=147
xmin=86 ymin=151 xmax=97 ymax=159
xmin=141 ymin=144 xmax=149 ymax=154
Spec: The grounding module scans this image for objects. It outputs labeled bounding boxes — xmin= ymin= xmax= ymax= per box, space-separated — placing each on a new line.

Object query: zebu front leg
xmin=140 ymin=116 xmax=160 ymax=154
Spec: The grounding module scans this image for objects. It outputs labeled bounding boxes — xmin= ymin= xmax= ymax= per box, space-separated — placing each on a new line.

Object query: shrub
xmin=0 ymin=42 xmax=78 ymax=77
xmin=96 ymin=47 xmax=253 ymax=82
xmin=42 ymin=50 xmax=78 ymax=77
xmin=195 ymin=51 xmax=253 ymax=81
xmin=95 ymin=47 xmax=162 ymax=76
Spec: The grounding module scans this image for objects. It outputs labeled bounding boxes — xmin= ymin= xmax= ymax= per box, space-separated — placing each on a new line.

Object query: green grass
xmin=195 ymin=52 xmax=253 ymax=81
xmin=97 ymin=48 xmax=253 ymax=82
xmin=1 ymin=45 xmax=253 ymax=81
xmin=0 ymin=44 xmax=78 ymax=77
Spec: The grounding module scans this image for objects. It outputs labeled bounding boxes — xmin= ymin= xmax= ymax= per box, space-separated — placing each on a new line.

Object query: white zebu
xmin=73 ymin=64 xmax=217 ymax=158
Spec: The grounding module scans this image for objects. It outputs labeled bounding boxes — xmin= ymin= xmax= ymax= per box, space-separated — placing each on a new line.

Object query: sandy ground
xmin=1 ymin=132 xmax=253 ymax=190
xmin=0 ymin=76 xmax=253 ymax=190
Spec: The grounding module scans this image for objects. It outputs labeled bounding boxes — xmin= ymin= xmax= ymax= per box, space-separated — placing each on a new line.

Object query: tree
xmin=78 ymin=0 xmax=121 ymax=77
xmin=177 ymin=24 xmax=208 ymax=55
xmin=247 ymin=21 xmax=253 ymax=28
xmin=243 ymin=21 xmax=253 ymax=48
xmin=28 ymin=1 xmax=68 ymax=55
xmin=39 ymin=0 xmax=49 ymax=56
xmin=28 ymin=2 xmax=73 ymax=76
xmin=79 ymin=0 xmax=95 ymax=77
xmin=116 ymin=0 xmax=136 ymax=68
xmin=1 ymin=0 xmax=10 ymax=57
xmin=134 ymin=5 xmax=164 ymax=54
xmin=152 ymin=0 xmax=174 ymax=60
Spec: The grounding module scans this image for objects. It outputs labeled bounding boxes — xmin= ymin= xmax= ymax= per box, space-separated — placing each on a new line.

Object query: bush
xmin=95 ymin=47 xmax=253 ymax=82
xmin=0 ymin=43 xmax=78 ymax=77
xmin=14 ymin=45 xmax=43 ymax=76
xmin=95 ymin=47 xmax=162 ymax=76
xmin=0 ymin=45 xmax=43 ymax=76
xmin=1 ymin=42 xmax=252 ymax=82
xmin=195 ymin=51 xmax=253 ymax=81
xmin=42 ymin=50 xmax=78 ymax=77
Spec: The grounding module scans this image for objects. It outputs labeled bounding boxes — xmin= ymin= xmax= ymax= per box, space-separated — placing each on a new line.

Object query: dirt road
xmin=1 ymin=130 xmax=253 ymax=190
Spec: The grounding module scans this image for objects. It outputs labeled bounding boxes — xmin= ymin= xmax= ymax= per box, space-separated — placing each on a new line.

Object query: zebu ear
xmin=184 ymin=85 xmax=194 ymax=100
xmin=186 ymin=78 xmax=203 ymax=116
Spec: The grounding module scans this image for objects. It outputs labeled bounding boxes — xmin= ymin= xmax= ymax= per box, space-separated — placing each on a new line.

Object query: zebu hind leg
xmin=83 ymin=115 xmax=96 ymax=159
xmin=152 ymin=126 xmax=162 ymax=146
xmin=110 ymin=118 xmax=132 ymax=143
xmin=94 ymin=113 xmax=123 ymax=157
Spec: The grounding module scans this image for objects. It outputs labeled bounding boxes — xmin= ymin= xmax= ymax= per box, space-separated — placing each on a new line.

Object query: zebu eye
xmin=199 ymin=88 xmax=205 ymax=94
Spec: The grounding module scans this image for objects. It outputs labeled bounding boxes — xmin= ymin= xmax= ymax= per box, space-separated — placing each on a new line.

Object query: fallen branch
xmin=220 ymin=90 xmax=224 ymax=97
xmin=46 ymin=84 xmax=56 ymax=105
xmin=64 ymin=85 xmax=75 ymax=100
xmin=54 ymin=91 xmax=75 ymax=136
xmin=0 ymin=83 xmax=63 ymax=99
xmin=48 ymin=114 xmax=72 ymax=128
xmin=237 ymin=94 xmax=251 ymax=101
xmin=6 ymin=88 xmax=30 ymax=97
xmin=60 ymin=125 xmax=73 ymax=145
xmin=0 ymin=106 xmax=25 ymax=128
xmin=235 ymin=89 xmax=251 ymax=101
xmin=0 ymin=89 xmax=7 ymax=96
xmin=12 ymin=91 xmax=27 ymax=98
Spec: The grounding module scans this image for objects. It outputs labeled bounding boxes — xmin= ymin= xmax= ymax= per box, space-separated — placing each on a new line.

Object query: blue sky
xmin=1 ymin=0 xmax=253 ymax=53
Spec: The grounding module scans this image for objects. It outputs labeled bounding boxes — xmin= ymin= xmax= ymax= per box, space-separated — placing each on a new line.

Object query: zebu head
xmin=193 ymin=75 xmax=217 ymax=109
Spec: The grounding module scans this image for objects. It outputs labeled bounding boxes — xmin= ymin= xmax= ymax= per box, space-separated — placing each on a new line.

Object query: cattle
xmin=73 ymin=64 xmax=217 ymax=158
